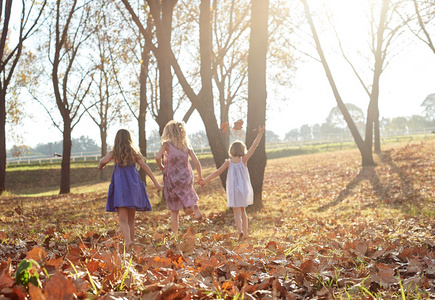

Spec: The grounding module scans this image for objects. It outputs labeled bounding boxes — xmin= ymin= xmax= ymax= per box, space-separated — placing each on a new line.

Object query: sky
xmin=8 ymin=0 xmax=435 ymax=149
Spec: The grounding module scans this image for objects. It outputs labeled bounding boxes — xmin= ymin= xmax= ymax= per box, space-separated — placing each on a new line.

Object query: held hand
xmin=198 ymin=179 xmax=206 ymax=186
xmin=97 ymin=164 xmax=103 ymax=170
xmin=155 ymin=182 xmax=162 ymax=192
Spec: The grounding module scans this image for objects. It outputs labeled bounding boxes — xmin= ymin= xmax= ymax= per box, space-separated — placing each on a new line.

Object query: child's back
xmin=226 ymin=156 xmax=253 ymax=207
xmin=163 ymin=142 xmax=198 ymax=210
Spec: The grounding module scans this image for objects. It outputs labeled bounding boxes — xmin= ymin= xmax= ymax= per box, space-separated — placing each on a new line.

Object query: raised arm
xmin=244 ymin=125 xmax=266 ymax=163
xmin=98 ymin=151 xmax=114 ymax=169
xmin=199 ymin=160 xmax=230 ymax=186
xmin=155 ymin=142 xmax=168 ymax=170
xmin=136 ymin=156 xmax=162 ymax=191
xmin=188 ymin=148 xmax=203 ymax=181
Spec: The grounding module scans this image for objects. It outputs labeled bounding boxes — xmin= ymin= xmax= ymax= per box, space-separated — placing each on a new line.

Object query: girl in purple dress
xmin=156 ymin=121 xmax=203 ymax=234
xmin=98 ymin=129 xmax=162 ymax=249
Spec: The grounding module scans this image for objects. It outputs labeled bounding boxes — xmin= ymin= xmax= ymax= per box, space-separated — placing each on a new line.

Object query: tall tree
xmin=0 ymin=0 xmax=46 ymax=194
xmin=302 ymin=0 xmax=406 ymax=165
xmin=246 ymin=0 xmax=269 ymax=208
xmin=409 ymin=0 xmax=435 ymax=54
xmin=114 ymin=0 xmax=154 ymax=182
xmin=34 ymin=0 xmax=95 ymax=193
xmin=330 ymin=0 xmax=406 ymax=154
xmin=147 ymin=0 xmax=228 ymax=185
xmin=302 ymin=0 xmax=375 ymax=166
xmin=120 ymin=0 xmax=175 ymax=135
xmin=87 ymin=0 xmax=128 ymax=180
xmin=147 ymin=0 xmax=176 ymax=135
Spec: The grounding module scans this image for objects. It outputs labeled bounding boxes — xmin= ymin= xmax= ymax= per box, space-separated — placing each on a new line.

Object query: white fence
xmin=6 ymin=151 xmax=102 ymax=166
xmin=6 ymin=148 xmax=213 ymax=166
xmin=6 ymin=128 xmax=435 ymax=166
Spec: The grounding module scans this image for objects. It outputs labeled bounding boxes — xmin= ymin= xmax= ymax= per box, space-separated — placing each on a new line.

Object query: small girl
xmin=98 ymin=129 xmax=162 ymax=250
xmin=199 ymin=125 xmax=265 ymax=240
xmin=156 ymin=120 xmax=203 ymax=235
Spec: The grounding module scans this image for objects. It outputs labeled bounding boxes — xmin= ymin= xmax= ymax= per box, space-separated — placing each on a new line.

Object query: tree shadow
xmin=317 ymin=166 xmax=387 ymax=212
xmin=317 ymin=148 xmax=423 ymax=213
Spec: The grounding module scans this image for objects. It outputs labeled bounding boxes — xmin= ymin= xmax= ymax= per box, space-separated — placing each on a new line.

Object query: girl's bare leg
xmin=232 ymin=207 xmax=243 ymax=237
xmin=117 ymin=207 xmax=132 ymax=248
xmin=127 ymin=208 xmax=136 ymax=243
xmin=193 ymin=205 xmax=203 ymax=221
xmin=171 ymin=210 xmax=180 ymax=234
xmin=240 ymin=207 xmax=248 ymax=237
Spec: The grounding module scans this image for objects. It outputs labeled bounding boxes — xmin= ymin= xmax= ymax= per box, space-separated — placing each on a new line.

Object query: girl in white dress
xmin=199 ymin=125 xmax=265 ymax=240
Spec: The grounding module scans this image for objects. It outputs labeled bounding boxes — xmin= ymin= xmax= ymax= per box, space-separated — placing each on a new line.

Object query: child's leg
xmin=127 ymin=208 xmax=136 ymax=243
xmin=232 ymin=207 xmax=243 ymax=235
xmin=193 ymin=204 xmax=203 ymax=221
xmin=183 ymin=206 xmax=194 ymax=215
xmin=240 ymin=207 xmax=248 ymax=236
xmin=117 ymin=207 xmax=132 ymax=247
xmin=171 ymin=210 xmax=180 ymax=234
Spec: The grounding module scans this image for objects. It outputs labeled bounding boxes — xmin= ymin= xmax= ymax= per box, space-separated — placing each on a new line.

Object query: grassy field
xmin=0 ymin=139 xmax=434 ymax=299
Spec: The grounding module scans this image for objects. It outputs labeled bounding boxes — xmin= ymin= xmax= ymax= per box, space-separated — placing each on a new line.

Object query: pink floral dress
xmin=163 ymin=142 xmax=199 ymax=211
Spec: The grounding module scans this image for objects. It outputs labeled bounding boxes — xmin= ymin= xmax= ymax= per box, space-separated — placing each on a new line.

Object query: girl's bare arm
xmin=199 ymin=160 xmax=230 ymax=185
xmin=137 ymin=157 xmax=162 ymax=191
xmin=188 ymin=148 xmax=203 ymax=181
xmin=244 ymin=125 xmax=266 ymax=163
xmin=155 ymin=142 xmax=168 ymax=170
xmin=98 ymin=151 xmax=114 ymax=169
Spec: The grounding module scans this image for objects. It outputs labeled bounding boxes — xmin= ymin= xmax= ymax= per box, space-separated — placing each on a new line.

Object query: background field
xmin=0 ymin=139 xmax=434 ymax=299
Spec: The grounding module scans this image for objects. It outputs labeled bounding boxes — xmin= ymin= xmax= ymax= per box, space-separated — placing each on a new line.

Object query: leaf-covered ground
xmin=1 ymin=140 xmax=434 ymax=299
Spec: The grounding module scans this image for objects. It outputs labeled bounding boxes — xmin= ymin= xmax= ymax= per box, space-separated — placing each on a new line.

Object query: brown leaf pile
xmin=1 ymin=139 xmax=434 ymax=299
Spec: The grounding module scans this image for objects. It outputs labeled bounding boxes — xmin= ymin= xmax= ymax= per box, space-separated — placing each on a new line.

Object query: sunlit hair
xmin=161 ymin=120 xmax=190 ymax=151
xmin=229 ymin=141 xmax=246 ymax=157
xmin=112 ymin=129 xmax=141 ymax=166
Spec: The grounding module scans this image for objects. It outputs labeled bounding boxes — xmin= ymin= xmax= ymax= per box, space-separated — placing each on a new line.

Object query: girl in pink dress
xmin=156 ymin=121 xmax=204 ymax=234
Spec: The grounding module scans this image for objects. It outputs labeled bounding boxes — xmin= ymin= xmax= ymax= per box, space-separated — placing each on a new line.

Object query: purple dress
xmin=163 ymin=142 xmax=199 ymax=211
xmin=106 ymin=163 xmax=152 ymax=212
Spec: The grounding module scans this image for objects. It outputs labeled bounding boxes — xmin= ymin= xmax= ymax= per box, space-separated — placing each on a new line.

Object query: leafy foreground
xmin=0 ymin=140 xmax=434 ymax=299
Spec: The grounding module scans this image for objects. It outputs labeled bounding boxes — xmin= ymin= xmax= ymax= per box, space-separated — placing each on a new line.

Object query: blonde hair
xmin=229 ymin=141 xmax=246 ymax=157
xmin=112 ymin=129 xmax=142 ymax=166
xmin=161 ymin=120 xmax=190 ymax=151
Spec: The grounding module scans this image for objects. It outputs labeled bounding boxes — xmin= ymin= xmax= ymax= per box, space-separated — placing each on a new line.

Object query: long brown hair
xmin=112 ymin=129 xmax=141 ymax=166
xmin=161 ymin=120 xmax=190 ymax=151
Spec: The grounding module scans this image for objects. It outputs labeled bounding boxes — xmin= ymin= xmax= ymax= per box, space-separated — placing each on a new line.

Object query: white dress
xmin=226 ymin=157 xmax=254 ymax=207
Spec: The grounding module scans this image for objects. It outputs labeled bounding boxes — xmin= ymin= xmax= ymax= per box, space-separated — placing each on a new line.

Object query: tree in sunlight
xmin=0 ymin=0 xmax=47 ymax=194
xmin=301 ymin=0 xmax=408 ymax=165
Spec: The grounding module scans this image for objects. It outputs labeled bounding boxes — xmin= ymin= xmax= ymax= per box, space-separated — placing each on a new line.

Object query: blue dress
xmin=106 ymin=163 xmax=152 ymax=212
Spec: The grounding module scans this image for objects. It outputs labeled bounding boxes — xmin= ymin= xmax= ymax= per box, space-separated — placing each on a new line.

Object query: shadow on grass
xmin=317 ymin=149 xmax=424 ymax=214
xmin=317 ymin=166 xmax=387 ymax=212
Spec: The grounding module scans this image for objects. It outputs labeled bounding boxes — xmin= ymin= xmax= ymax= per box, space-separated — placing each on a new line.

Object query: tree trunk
xmin=168 ymin=0 xmax=229 ymax=186
xmin=302 ymin=0 xmax=375 ymax=166
xmin=0 ymin=88 xmax=6 ymax=194
xmin=246 ymin=0 xmax=269 ymax=209
xmin=148 ymin=0 xmax=177 ymax=135
xmin=138 ymin=45 xmax=150 ymax=182
xmin=372 ymin=0 xmax=389 ymax=155
xmin=220 ymin=93 xmax=230 ymax=151
xmin=100 ymin=125 xmax=107 ymax=181
xmin=197 ymin=0 xmax=228 ymax=185
xmin=374 ymin=116 xmax=381 ymax=153
xmin=60 ymin=121 xmax=72 ymax=194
